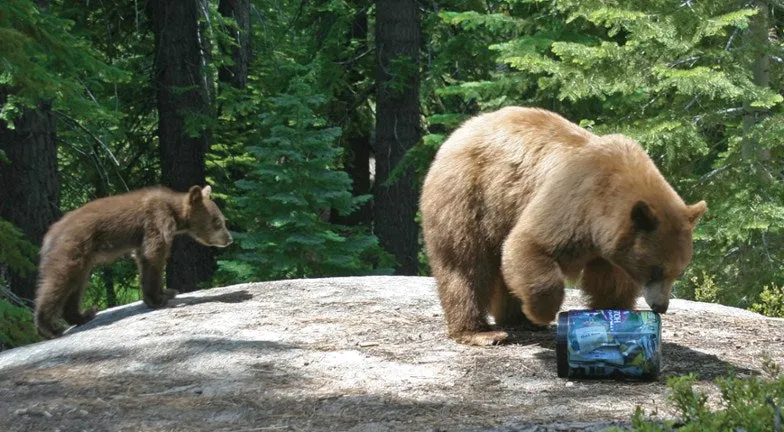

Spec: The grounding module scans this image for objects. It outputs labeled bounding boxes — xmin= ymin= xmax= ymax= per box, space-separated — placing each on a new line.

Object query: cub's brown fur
xmin=420 ymin=107 xmax=707 ymax=346
xmin=34 ymin=185 xmax=232 ymax=339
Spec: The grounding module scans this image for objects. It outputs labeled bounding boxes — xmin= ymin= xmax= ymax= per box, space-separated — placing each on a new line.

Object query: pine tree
xmin=221 ymin=79 xmax=392 ymax=281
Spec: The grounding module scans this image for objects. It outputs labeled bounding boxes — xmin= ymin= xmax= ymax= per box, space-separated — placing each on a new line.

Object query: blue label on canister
xmin=556 ymin=310 xmax=661 ymax=380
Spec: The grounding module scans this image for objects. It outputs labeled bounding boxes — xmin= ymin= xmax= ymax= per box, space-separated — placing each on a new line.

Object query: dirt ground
xmin=0 ymin=276 xmax=782 ymax=432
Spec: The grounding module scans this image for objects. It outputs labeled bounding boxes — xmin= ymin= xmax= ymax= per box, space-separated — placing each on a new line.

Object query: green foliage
xmin=81 ymin=261 xmax=142 ymax=310
xmin=220 ymin=78 xmax=393 ymax=282
xmin=750 ymin=284 xmax=784 ymax=318
xmin=0 ymin=219 xmax=38 ymax=276
xmin=0 ymin=282 xmax=41 ymax=351
xmin=691 ymin=271 xmax=719 ymax=304
xmin=209 ymin=0 xmax=393 ymax=282
xmin=0 ymin=0 xmax=126 ymax=125
xmin=623 ymin=357 xmax=784 ymax=431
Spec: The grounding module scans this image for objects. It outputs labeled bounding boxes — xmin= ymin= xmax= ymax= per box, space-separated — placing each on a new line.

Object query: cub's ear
xmin=631 ymin=200 xmax=658 ymax=232
xmin=201 ymin=185 xmax=212 ymax=199
xmin=687 ymin=200 xmax=707 ymax=226
xmin=188 ymin=185 xmax=204 ymax=204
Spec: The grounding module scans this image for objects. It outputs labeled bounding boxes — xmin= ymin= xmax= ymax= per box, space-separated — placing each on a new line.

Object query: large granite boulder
xmin=1 ymin=276 xmax=781 ymax=431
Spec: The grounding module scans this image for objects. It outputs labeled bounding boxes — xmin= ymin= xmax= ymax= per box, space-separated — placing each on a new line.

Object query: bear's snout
xmin=212 ymin=232 xmax=233 ymax=248
xmin=642 ymin=281 xmax=670 ymax=314
xmin=649 ymin=302 xmax=668 ymax=314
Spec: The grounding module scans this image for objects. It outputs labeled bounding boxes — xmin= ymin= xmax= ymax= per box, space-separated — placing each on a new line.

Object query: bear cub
xmin=34 ymin=185 xmax=232 ymax=339
xmin=420 ymin=107 xmax=707 ymax=346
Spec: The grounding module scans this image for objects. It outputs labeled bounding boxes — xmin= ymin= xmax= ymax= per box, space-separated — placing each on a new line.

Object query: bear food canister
xmin=556 ymin=309 xmax=662 ymax=380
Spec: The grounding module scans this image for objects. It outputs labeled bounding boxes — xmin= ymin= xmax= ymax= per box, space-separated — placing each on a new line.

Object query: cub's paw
xmin=82 ymin=306 xmax=99 ymax=323
xmin=454 ymin=330 xmax=510 ymax=346
xmin=163 ymin=288 xmax=179 ymax=301
xmin=37 ymin=323 xmax=64 ymax=340
xmin=143 ymin=294 xmax=167 ymax=309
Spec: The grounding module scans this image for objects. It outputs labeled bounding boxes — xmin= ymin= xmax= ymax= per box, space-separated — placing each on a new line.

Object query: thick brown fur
xmin=34 ymin=185 xmax=233 ymax=339
xmin=420 ymin=107 xmax=707 ymax=346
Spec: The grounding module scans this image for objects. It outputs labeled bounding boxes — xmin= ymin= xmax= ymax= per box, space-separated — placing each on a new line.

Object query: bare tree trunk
xmin=148 ymin=0 xmax=215 ymax=292
xmin=218 ymin=0 xmax=251 ymax=89
xmin=742 ymin=1 xmax=771 ymax=177
xmin=331 ymin=5 xmax=372 ymax=227
xmin=0 ymin=99 xmax=60 ymax=304
xmin=373 ymin=0 xmax=421 ymax=275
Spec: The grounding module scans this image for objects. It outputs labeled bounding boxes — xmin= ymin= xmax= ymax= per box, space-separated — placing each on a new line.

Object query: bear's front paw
xmin=163 ymin=288 xmax=179 ymax=301
xmin=522 ymin=303 xmax=558 ymax=326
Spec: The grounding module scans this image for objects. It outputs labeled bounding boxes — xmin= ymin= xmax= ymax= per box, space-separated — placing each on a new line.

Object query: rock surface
xmin=1 ymin=276 xmax=782 ymax=432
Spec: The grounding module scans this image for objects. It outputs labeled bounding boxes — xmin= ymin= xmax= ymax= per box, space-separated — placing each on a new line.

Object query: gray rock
xmin=1 ymin=276 xmax=782 ymax=432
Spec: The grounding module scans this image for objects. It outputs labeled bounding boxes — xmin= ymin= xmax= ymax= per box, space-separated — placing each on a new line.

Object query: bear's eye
xmin=650 ymin=266 xmax=665 ymax=282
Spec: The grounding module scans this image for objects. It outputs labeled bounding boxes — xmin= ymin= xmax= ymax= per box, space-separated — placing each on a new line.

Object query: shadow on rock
xmin=169 ymin=290 xmax=253 ymax=307
xmin=503 ymin=324 xmax=557 ymax=346
xmin=146 ymin=337 xmax=297 ymax=366
xmin=661 ymin=342 xmax=759 ymax=380
xmin=529 ymin=340 xmax=759 ymax=382
xmin=66 ymin=290 xmax=253 ymax=336
xmin=65 ymin=303 xmax=149 ymax=335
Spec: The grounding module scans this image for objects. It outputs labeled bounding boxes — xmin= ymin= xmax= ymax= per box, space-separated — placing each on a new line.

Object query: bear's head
xmin=184 ymin=185 xmax=233 ymax=248
xmin=609 ymin=199 xmax=707 ymax=314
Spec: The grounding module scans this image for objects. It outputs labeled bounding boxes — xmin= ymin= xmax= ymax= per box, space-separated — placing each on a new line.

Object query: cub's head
xmin=610 ymin=199 xmax=707 ymax=314
xmin=184 ymin=185 xmax=233 ymax=248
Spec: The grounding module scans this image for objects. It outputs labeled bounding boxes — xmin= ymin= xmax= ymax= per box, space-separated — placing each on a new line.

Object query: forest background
xmin=1 ymin=0 xmax=784 ymax=349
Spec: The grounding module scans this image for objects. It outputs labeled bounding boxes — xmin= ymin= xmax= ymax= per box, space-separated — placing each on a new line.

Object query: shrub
xmin=0 ymin=283 xmax=41 ymax=351
xmin=750 ymin=285 xmax=784 ymax=318
xmin=621 ymin=356 xmax=784 ymax=431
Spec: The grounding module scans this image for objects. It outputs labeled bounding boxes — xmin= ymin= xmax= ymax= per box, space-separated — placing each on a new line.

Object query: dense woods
xmin=2 ymin=0 xmax=784 ymax=347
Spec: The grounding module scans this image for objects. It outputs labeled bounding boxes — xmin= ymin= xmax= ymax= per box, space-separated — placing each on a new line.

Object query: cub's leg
xmin=501 ymin=223 xmax=566 ymax=325
xmin=35 ymin=266 xmax=90 ymax=339
xmin=136 ymin=240 xmax=177 ymax=309
xmin=35 ymin=282 xmax=67 ymax=339
xmin=137 ymin=257 xmax=167 ymax=308
xmin=580 ymin=258 xmax=640 ymax=310
xmin=62 ymin=276 xmax=98 ymax=326
xmin=432 ymin=259 xmax=509 ymax=346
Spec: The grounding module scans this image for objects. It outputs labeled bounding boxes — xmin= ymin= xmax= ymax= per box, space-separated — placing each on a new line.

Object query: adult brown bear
xmin=34 ymin=185 xmax=233 ymax=339
xmin=420 ymin=107 xmax=707 ymax=346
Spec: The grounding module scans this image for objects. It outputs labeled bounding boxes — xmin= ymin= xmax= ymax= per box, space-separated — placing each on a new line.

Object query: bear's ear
xmin=188 ymin=185 xmax=204 ymax=204
xmin=631 ymin=200 xmax=658 ymax=232
xmin=201 ymin=185 xmax=212 ymax=199
xmin=687 ymin=200 xmax=707 ymax=226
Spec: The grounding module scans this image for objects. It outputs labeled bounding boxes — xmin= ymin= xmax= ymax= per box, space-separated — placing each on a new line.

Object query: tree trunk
xmin=148 ymin=0 xmax=215 ymax=292
xmin=373 ymin=0 xmax=421 ymax=275
xmin=0 ymin=99 xmax=60 ymax=304
xmin=742 ymin=1 xmax=771 ymax=166
xmin=218 ymin=0 xmax=251 ymax=89
xmin=331 ymin=6 xmax=372 ymax=227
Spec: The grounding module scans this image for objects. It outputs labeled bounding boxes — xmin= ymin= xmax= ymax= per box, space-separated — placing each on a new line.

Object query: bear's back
xmin=421 ymin=106 xmax=683 ymax=247
xmin=42 ymin=187 xmax=182 ymax=260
